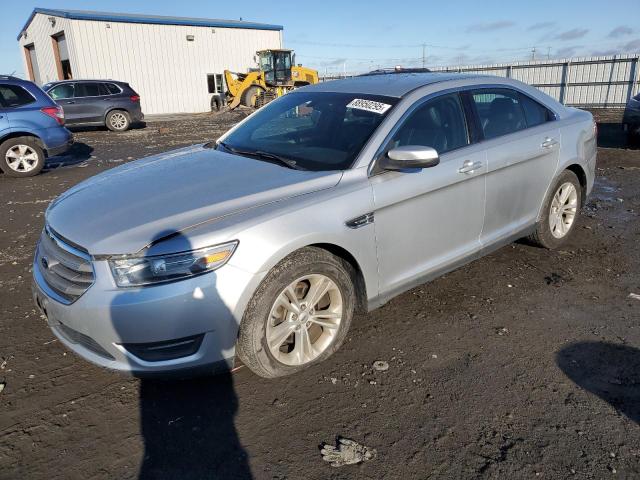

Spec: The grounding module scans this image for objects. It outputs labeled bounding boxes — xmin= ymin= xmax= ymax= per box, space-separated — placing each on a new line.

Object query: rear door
xmin=71 ymin=82 xmax=107 ymax=124
xmin=468 ymin=88 xmax=560 ymax=246
xmin=0 ymin=85 xmax=11 ymax=136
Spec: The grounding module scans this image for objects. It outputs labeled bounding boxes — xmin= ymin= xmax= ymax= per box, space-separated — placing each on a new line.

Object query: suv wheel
xmin=236 ymin=247 xmax=356 ymax=378
xmin=528 ymin=170 xmax=582 ymax=249
xmin=106 ymin=110 xmax=131 ymax=132
xmin=0 ymin=137 xmax=45 ymax=177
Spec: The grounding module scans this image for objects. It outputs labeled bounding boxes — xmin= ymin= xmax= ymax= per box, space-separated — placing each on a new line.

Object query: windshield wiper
xmin=217 ymin=142 xmax=303 ymax=170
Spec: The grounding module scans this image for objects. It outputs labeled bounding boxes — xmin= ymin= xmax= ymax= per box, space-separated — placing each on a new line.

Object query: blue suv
xmin=0 ymin=76 xmax=73 ymax=177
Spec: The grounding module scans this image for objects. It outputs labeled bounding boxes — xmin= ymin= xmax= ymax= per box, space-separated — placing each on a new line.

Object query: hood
xmin=46 ymin=145 xmax=342 ymax=255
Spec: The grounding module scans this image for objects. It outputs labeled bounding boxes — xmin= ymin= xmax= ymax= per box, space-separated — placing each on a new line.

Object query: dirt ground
xmin=1 ymin=112 xmax=639 ymax=480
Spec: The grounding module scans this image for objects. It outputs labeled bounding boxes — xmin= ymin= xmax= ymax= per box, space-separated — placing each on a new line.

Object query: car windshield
xmin=218 ymin=92 xmax=398 ymax=171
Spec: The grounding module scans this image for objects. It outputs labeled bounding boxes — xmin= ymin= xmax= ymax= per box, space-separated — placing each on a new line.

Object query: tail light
xmin=130 ymin=95 xmax=140 ymax=102
xmin=41 ymin=106 xmax=65 ymax=125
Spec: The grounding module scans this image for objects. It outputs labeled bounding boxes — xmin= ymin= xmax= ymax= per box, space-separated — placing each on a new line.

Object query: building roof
xmin=18 ymin=8 xmax=283 ymax=40
xmin=306 ymin=72 xmax=485 ymax=98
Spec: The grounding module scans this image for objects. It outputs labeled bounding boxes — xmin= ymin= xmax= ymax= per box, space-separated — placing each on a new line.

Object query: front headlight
xmin=108 ymin=241 xmax=238 ymax=287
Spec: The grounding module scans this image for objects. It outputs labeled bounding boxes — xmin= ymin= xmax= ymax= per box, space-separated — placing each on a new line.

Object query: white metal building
xmin=17 ymin=8 xmax=283 ymax=114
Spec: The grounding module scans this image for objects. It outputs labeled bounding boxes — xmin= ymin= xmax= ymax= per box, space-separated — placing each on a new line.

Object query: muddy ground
xmin=0 ymin=112 xmax=639 ymax=480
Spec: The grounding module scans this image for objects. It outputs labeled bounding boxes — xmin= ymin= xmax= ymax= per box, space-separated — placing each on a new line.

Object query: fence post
xmin=627 ymin=56 xmax=639 ymax=102
xmin=559 ymin=61 xmax=569 ymax=105
xmin=506 ymin=65 xmax=512 ymax=78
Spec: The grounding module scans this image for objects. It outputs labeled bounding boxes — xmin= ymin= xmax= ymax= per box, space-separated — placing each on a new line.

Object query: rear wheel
xmin=0 ymin=137 xmax=45 ymax=177
xmin=236 ymin=247 xmax=356 ymax=378
xmin=528 ymin=170 xmax=582 ymax=249
xmin=106 ymin=110 xmax=131 ymax=131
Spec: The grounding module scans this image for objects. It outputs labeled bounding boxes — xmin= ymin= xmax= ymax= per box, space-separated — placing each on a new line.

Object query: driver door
xmin=370 ymin=92 xmax=487 ymax=297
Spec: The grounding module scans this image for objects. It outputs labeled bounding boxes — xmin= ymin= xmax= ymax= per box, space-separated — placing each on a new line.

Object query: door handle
xmin=458 ymin=160 xmax=483 ymax=174
xmin=65 ymin=101 xmax=75 ymax=104
xmin=541 ymin=137 xmax=558 ymax=149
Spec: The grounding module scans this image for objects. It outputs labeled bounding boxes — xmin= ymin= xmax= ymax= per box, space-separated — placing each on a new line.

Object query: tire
xmin=628 ymin=124 xmax=640 ymax=148
xmin=106 ymin=110 xmax=131 ymax=132
xmin=236 ymin=247 xmax=356 ymax=378
xmin=240 ymin=86 xmax=264 ymax=108
xmin=0 ymin=136 xmax=45 ymax=177
xmin=527 ymin=170 xmax=582 ymax=249
xmin=211 ymin=96 xmax=222 ymax=112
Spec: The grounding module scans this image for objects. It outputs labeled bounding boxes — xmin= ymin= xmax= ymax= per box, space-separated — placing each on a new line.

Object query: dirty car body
xmin=32 ymin=73 xmax=597 ymax=376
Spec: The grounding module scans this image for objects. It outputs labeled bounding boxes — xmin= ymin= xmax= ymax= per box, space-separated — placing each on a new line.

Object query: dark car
xmin=43 ymin=80 xmax=144 ymax=132
xmin=0 ymin=75 xmax=73 ymax=177
xmin=624 ymin=91 xmax=640 ymax=146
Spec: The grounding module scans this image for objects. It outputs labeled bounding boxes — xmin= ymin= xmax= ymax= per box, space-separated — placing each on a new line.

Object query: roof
xmin=18 ymin=8 xmax=283 ymax=40
xmin=305 ymin=72 xmax=484 ymax=98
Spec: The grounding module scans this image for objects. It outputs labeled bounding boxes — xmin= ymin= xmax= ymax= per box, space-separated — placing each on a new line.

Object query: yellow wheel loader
xmin=224 ymin=49 xmax=319 ymax=109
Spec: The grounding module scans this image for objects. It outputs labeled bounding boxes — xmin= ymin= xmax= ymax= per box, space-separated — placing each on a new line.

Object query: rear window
xmin=103 ymin=83 xmax=122 ymax=95
xmin=75 ymin=83 xmax=101 ymax=97
xmin=518 ymin=93 xmax=554 ymax=127
xmin=0 ymin=84 xmax=35 ymax=108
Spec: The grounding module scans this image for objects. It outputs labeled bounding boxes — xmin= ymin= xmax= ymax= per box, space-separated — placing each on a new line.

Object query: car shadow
xmin=109 ymin=231 xmax=252 ymax=479
xmin=44 ymin=142 xmax=94 ymax=169
xmin=66 ymin=121 xmax=147 ymax=133
xmin=556 ymin=341 xmax=640 ymax=424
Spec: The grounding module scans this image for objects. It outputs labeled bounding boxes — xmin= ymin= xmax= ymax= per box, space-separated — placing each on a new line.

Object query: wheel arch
xmin=104 ymin=107 xmax=131 ymax=122
xmin=565 ymin=163 xmax=588 ymax=206
xmin=308 ymin=242 xmax=368 ymax=314
xmin=1 ymin=132 xmax=45 ymax=152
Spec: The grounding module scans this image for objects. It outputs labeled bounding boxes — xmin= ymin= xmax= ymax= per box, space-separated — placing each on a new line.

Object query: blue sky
xmin=2 ymin=0 xmax=639 ymax=77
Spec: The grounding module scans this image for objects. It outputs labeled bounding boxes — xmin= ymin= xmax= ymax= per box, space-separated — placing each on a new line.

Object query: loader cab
xmin=257 ymin=50 xmax=293 ymax=86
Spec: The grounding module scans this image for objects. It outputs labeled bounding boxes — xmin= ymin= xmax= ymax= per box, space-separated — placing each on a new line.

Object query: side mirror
xmin=379 ymin=145 xmax=440 ymax=170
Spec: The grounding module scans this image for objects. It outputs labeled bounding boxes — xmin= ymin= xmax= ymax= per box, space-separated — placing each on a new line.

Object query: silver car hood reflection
xmin=46 ymin=145 xmax=342 ymax=255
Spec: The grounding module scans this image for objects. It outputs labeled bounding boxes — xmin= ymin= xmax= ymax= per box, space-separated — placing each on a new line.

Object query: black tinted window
xmin=75 ymin=83 xmax=101 ymax=97
xmin=471 ymin=89 xmax=526 ymax=139
xmin=0 ymin=85 xmax=35 ymax=108
xmin=48 ymin=84 xmax=74 ymax=100
xmin=103 ymin=83 xmax=121 ymax=95
xmin=390 ymin=93 xmax=468 ymax=154
xmin=519 ymin=93 xmax=553 ymax=127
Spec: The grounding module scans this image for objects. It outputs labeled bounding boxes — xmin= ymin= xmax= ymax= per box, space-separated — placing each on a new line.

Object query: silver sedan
xmin=32 ymin=72 xmax=597 ymax=378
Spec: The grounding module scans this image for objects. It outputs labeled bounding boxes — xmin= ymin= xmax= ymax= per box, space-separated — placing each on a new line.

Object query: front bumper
xmin=32 ymin=257 xmax=263 ymax=375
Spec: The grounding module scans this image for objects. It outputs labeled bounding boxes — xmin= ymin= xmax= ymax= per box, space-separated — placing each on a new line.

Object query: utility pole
xmin=422 ymin=44 xmax=426 ymax=68
xmin=531 ymin=46 xmax=536 ymax=61
xmin=547 ymin=46 xmax=551 ymax=60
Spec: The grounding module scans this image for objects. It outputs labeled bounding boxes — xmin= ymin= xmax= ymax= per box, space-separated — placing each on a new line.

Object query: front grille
xmin=55 ymin=323 xmax=115 ymax=360
xmin=36 ymin=227 xmax=94 ymax=303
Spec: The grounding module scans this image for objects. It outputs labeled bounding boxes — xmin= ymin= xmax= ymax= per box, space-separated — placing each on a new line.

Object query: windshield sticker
xmin=347 ymin=99 xmax=392 ymax=115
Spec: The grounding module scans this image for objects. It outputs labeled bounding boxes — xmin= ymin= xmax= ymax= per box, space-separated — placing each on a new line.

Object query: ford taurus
xmin=32 ymin=72 xmax=597 ymax=378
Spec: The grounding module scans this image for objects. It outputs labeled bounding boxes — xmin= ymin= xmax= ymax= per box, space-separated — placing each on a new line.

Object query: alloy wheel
xmin=266 ymin=274 xmax=343 ymax=366
xmin=549 ymin=182 xmax=578 ymax=239
xmin=5 ymin=145 xmax=39 ymax=173
xmin=109 ymin=112 xmax=128 ymax=130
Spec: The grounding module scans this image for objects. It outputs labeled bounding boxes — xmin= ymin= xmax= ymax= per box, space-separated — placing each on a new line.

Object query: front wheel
xmin=236 ymin=247 xmax=356 ymax=378
xmin=528 ymin=170 xmax=582 ymax=249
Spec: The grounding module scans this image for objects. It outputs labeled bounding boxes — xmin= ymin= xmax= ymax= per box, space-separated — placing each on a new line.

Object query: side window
xmin=471 ymin=89 xmax=526 ymax=140
xmin=48 ymin=84 xmax=74 ymax=100
xmin=0 ymin=85 xmax=35 ymax=108
xmin=74 ymin=83 xmax=101 ymax=98
xmin=519 ymin=93 xmax=553 ymax=127
xmin=104 ymin=83 xmax=122 ymax=95
xmin=389 ymin=93 xmax=469 ymax=154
